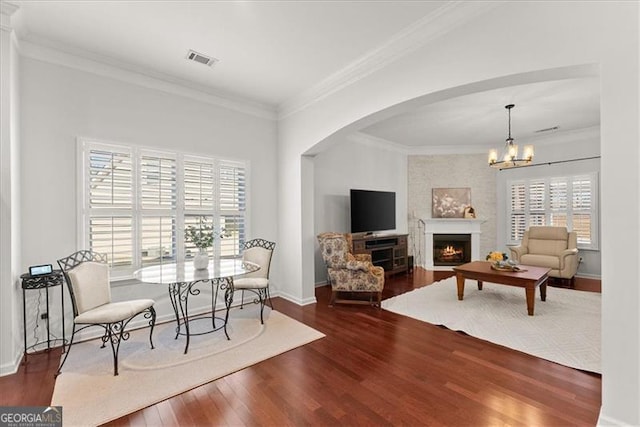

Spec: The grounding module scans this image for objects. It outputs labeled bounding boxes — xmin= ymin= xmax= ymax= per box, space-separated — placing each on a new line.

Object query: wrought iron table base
xmin=168 ymin=276 xmax=235 ymax=354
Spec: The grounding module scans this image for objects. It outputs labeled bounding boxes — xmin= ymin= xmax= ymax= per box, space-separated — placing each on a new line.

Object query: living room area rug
xmin=51 ymin=306 xmax=325 ymax=426
xmin=382 ymin=276 xmax=601 ymax=374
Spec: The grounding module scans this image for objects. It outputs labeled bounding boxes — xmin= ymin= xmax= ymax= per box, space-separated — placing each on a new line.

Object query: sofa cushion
xmin=528 ymin=238 xmax=568 ymax=256
xmin=521 ymin=254 xmax=560 ymax=270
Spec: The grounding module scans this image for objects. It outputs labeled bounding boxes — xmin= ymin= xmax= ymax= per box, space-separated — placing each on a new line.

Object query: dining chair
xmin=234 ymin=239 xmax=276 ymax=324
xmin=57 ymin=250 xmax=156 ymax=376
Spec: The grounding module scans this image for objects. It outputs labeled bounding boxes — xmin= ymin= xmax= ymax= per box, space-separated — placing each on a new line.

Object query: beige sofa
xmin=509 ymin=226 xmax=579 ymax=286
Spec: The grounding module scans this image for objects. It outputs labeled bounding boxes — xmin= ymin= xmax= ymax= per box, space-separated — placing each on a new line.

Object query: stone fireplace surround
xmin=422 ymin=218 xmax=484 ymax=270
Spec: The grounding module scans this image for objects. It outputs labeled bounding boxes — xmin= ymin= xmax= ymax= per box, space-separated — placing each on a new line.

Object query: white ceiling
xmin=12 ymin=0 xmax=446 ymax=107
xmin=9 ymin=1 xmax=600 ymax=148
xmin=360 ymin=78 xmax=601 ymax=148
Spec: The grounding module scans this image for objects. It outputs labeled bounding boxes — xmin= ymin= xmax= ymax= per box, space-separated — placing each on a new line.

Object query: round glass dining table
xmin=134 ymin=258 xmax=259 ymax=354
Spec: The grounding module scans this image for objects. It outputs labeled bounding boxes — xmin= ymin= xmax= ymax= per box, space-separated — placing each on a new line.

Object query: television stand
xmin=351 ymin=234 xmax=408 ymax=276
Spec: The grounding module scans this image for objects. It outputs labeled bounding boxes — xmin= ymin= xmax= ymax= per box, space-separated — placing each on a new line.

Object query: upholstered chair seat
xmin=233 ymin=277 xmax=269 ymax=289
xmin=74 ymin=300 xmax=155 ymax=324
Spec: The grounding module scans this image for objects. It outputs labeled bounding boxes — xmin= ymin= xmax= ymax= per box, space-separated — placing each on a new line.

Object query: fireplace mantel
xmin=422 ymin=218 xmax=485 ymax=270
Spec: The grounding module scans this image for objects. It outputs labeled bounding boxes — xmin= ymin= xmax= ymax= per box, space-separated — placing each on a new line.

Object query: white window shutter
xmin=218 ymin=161 xmax=246 ymax=257
xmin=572 ymin=177 xmax=593 ymax=246
xmin=81 ymin=140 xmax=249 ymax=274
xmin=88 ymin=149 xmax=132 ymax=208
xmin=507 ymin=173 xmax=598 ymax=250
xmin=184 ymin=160 xmax=215 ymax=210
xmin=87 ymin=147 xmax=134 ymax=267
xmin=509 ymin=182 xmax=526 ymax=242
xmin=140 ymin=154 xmax=177 ymax=209
xmin=528 ymin=180 xmax=546 ymax=227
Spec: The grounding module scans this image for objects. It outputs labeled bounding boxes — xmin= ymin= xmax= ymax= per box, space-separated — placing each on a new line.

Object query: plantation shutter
xmin=140 ymin=154 xmax=177 ymax=209
xmin=219 ymin=161 xmax=246 ymax=257
xmin=183 ymin=157 xmax=216 ymax=258
xmin=528 ymin=180 xmax=546 ymax=227
xmin=87 ymin=147 xmax=133 ymax=267
xmin=184 ymin=160 xmax=214 ymax=210
xmin=549 ymin=179 xmax=568 ymax=228
xmin=507 ymin=173 xmax=598 ymax=249
xmin=140 ymin=216 xmax=176 ymax=266
xmin=509 ymin=182 xmax=526 ymax=242
xmin=572 ymin=177 xmax=593 ymax=246
xmin=139 ymin=152 xmax=177 ymax=267
xmin=81 ymin=140 xmax=251 ymax=276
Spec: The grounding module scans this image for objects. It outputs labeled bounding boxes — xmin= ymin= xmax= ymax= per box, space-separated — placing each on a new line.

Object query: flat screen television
xmin=350 ymin=189 xmax=396 ymax=234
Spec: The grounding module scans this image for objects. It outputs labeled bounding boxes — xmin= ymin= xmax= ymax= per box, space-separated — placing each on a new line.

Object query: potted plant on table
xmin=185 ymin=220 xmax=228 ymax=270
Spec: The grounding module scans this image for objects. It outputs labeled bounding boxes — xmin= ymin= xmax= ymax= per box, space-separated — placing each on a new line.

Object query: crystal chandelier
xmin=488 ymin=104 xmax=534 ymax=168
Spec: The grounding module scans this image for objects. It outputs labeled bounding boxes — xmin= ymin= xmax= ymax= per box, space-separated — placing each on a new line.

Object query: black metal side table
xmin=20 ymin=270 xmax=66 ymax=363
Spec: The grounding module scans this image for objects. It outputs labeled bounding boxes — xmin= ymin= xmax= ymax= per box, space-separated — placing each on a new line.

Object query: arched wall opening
xmin=304 ymin=64 xmax=600 ymax=289
xmin=304 ymin=64 xmax=598 ymax=157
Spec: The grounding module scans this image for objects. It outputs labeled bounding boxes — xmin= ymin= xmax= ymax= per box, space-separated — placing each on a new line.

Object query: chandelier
xmin=488 ymin=104 xmax=534 ymax=168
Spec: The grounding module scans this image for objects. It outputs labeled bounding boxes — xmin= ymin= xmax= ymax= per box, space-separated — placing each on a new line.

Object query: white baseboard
xmin=277 ymin=290 xmax=317 ymax=306
xmin=597 ymin=409 xmax=630 ymax=426
xmin=0 ymin=349 xmax=22 ymax=377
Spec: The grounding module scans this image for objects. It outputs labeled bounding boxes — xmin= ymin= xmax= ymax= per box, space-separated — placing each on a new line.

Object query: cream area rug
xmin=382 ymin=277 xmax=601 ymax=374
xmin=51 ymin=306 xmax=325 ymax=427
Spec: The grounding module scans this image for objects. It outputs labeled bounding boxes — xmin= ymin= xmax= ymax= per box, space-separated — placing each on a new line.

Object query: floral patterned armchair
xmin=317 ymin=232 xmax=385 ymax=307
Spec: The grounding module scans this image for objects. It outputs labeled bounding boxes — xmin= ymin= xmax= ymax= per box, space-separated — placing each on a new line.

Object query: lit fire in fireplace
xmin=442 ymin=245 xmax=458 ymax=256
xmin=438 ymin=245 xmax=463 ymax=260
xmin=432 ymin=234 xmax=471 ymax=266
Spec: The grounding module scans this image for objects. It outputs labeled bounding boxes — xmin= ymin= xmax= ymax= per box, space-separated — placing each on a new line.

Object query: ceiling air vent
xmin=186 ymin=50 xmax=218 ymax=67
xmin=534 ymin=126 xmax=560 ymax=133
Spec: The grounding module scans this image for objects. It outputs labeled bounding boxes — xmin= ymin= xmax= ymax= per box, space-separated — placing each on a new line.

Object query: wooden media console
xmin=351 ymin=234 xmax=408 ymax=276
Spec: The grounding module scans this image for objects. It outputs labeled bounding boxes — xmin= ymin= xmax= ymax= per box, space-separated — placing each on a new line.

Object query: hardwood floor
xmin=0 ymin=269 xmax=601 ymax=426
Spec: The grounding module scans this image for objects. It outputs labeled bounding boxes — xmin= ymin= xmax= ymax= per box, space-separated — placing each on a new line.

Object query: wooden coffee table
xmin=452 ymin=261 xmax=551 ymax=316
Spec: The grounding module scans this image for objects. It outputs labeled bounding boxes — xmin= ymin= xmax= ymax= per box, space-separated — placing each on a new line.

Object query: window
xmin=80 ymin=140 xmax=248 ymax=278
xmin=507 ymin=173 xmax=598 ymax=249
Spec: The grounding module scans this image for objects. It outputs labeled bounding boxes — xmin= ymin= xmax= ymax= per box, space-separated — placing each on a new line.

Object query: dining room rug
xmin=51 ymin=306 xmax=325 ymax=426
xmin=382 ymin=276 xmax=601 ymax=373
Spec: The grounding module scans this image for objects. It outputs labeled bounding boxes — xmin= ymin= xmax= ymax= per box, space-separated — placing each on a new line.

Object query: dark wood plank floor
xmin=0 ymin=269 xmax=602 ymax=426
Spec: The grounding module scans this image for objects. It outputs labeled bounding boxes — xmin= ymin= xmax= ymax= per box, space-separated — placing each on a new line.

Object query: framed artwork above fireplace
xmin=432 ymin=188 xmax=471 ymax=218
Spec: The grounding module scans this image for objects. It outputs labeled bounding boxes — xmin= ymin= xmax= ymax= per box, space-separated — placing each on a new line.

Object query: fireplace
xmin=433 ymin=234 xmax=471 ymax=266
xmin=422 ymin=219 xmax=483 ymax=270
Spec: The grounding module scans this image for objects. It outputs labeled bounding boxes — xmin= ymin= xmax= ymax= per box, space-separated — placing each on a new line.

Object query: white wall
xmin=17 ymin=57 xmax=278 ymax=360
xmin=277 ymin=2 xmax=638 ymax=424
xmin=496 ymin=128 xmax=601 ymax=277
xmin=313 ymin=136 xmax=407 ymax=284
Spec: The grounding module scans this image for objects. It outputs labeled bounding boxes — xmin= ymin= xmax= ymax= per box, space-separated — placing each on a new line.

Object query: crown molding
xmin=1 ymin=2 xmax=19 ymax=32
xmin=278 ymin=1 xmax=499 ymax=120
xmin=0 ymin=1 xmax=18 ymax=17
xmin=18 ymin=35 xmax=277 ymax=120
